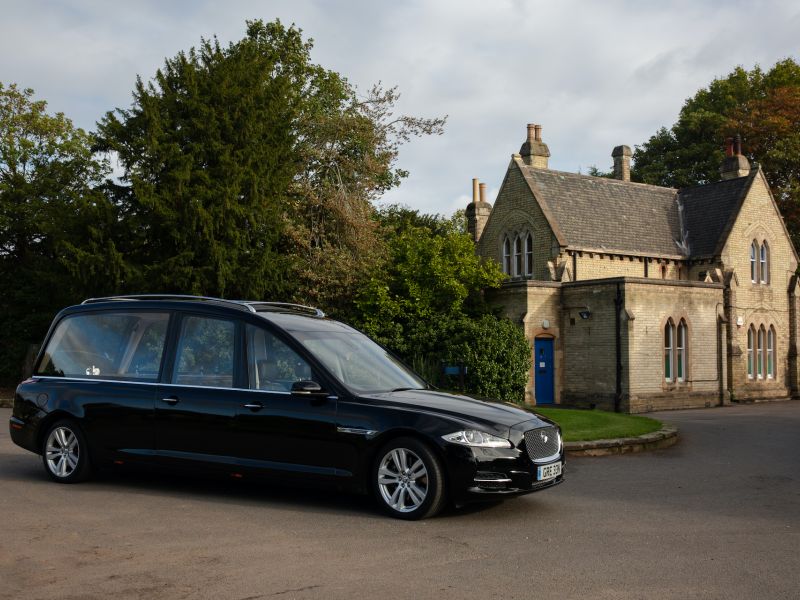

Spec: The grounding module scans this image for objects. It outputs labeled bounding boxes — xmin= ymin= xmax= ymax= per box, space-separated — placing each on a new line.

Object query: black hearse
xmin=9 ymin=296 xmax=564 ymax=519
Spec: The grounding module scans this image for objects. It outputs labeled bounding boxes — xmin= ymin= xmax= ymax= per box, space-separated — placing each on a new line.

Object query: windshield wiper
xmin=390 ymin=387 xmax=427 ymax=392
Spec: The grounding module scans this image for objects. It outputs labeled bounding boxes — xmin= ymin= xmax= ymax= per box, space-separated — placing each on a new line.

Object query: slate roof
xmin=678 ymin=171 xmax=757 ymax=257
xmin=516 ymin=160 xmax=756 ymax=259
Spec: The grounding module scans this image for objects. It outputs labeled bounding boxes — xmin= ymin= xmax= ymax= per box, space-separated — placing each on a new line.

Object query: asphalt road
xmin=1 ymin=403 xmax=799 ymax=600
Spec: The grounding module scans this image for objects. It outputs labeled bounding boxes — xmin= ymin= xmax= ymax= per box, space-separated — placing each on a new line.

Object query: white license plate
xmin=536 ymin=462 xmax=562 ymax=482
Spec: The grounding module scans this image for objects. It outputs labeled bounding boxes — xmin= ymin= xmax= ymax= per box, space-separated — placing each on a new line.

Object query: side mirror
xmin=290 ymin=380 xmax=327 ymax=396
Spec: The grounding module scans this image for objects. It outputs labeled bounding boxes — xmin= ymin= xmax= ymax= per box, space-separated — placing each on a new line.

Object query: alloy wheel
xmin=377 ymin=447 xmax=429 ymax=513
xmin=45 ymin=426 xmax=80 ymax=479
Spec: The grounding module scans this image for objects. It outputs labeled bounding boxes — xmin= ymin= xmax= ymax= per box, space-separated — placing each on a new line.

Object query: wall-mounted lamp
xmin=579 ymin=310 xmax=592 ymax=320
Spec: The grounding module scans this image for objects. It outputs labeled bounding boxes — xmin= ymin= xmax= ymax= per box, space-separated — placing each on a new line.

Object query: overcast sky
xmin=2 ymin=0 xmax=798 ymax=215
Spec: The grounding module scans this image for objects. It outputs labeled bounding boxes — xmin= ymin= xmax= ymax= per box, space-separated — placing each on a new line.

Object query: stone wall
xmin=623 ymin=279 xmax=726 ymax=412
xmin=477 ymin=162 xmax=558 ymax=281
xmin=560 ymin=280 xmax=622 ymax=410
xmin=570 ymin=253 xmax=645 ymax=281
xmin=489 ymin=277 xmax=729 ymax=413
xmin=488 ymin=280 xmax=561 ymax=404
xmin=719 ymin=170 xmax=799 ymax=401
xmin=559 ymin=278 xmax=726 ymax=413
xmin=564 ymin=252 xmax=689 ymax=282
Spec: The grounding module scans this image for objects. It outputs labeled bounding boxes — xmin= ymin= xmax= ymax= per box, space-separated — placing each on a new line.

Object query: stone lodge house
xmin=466 ymin=124 xmax=800 ymax=413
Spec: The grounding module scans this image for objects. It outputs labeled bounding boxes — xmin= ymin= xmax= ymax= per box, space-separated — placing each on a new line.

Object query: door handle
xmin=160 ymin=396 xmax=179 ymax=405
xmin=243 ymin=402 xmax=263 ymax=410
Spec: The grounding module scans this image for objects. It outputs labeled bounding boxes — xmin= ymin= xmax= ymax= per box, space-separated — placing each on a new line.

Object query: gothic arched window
xmin=760 ymin=241 xmax=770 ymax=284
xmin=502 ymin=237 xmax=511 ymax=275
xmin=664 ymin=319 xmax=675 ymax=383
xmin=524 ymin=233 xmax=534 ymax=276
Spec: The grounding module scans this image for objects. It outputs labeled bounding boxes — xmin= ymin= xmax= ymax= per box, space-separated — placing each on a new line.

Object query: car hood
xmin=361 ymin=389 xmax=549 ymax=431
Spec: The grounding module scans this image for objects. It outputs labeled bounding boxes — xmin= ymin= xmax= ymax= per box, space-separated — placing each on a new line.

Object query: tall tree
xmin=0 ymin=20 xmax=445 ymax=383
xmin=632 ymin=59 xmax=800 ymax=243
xmin=729 ymin=83 xmax=800 ymax=237
xmin=285 ymin=83 xmax=444 ymax=312
xmin=0 ymin=83 xmax=113 ymax=382
xmin=96 ymin=21 xmax=307 ymax=299
xmin=97 ymin=20 xmax=445 ymax=306
xmin=348 ymin=207 xmax=530 ymax=402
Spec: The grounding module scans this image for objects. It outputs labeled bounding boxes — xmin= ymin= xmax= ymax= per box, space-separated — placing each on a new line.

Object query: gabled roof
xmin=516 ymin=160 xmax=683 ymax=257
xmin=514 ymin=158 xmax=759 ymax=260
xmin=678 ymin=171 xmax=757 ymax=258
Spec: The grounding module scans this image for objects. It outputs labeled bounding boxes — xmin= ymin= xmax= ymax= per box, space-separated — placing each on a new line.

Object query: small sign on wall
xmin=440 ymin=363 xmax=467 ymax=391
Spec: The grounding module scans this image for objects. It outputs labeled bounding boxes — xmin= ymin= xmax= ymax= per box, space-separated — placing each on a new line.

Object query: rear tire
xmin=41 ymin=420 xmax=93 ymax=483
xmin=372 ymin=437 xmax=446 ymax=520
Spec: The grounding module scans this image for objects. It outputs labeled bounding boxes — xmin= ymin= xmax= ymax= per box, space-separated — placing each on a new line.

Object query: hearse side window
xmin=36 ymin=312 xmax=169 ymax=382
xmin=174 ymin=316 xmax=236 ymax=388
xmin=246 ymin=324 xmax=312 ymax=392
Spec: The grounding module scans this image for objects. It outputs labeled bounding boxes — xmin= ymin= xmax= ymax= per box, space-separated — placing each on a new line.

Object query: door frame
xmin=533 ymin=335 xmax=556 ymax=405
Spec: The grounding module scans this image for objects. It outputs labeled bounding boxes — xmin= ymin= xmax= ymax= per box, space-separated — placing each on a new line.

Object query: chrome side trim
xmin=473 ymin=477 xmax=512 ymax=483
xmin=337 ymin=427 xmax=378 ymax=437
xmin=31 ymin=376 xmax=294 ymax=395
xmin=34 ymin=375 xmax=161 ymax=386
xmin=33 ymin=376 xmax=342 ymax=399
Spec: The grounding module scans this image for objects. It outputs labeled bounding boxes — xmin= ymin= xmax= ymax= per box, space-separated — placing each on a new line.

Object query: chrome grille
xmin=524 ymin=426 xmax=560 ymax=461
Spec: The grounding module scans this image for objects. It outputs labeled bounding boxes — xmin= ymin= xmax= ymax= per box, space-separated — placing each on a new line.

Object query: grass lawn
xmin=534 ymin=407 xmax=663 ymax=442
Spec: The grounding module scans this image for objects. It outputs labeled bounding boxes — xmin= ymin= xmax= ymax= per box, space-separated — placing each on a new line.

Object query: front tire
xmin=41 ymin=420 xmax=93 ymax=483
xmin=373 ymin=437 xmax=446 ymax=520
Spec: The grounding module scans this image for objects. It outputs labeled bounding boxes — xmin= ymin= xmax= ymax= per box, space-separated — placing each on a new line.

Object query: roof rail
xmin=81 ymin=295 xmax=257 ymax=313
xmin=247 ymin=302 xmax=326 ymax=318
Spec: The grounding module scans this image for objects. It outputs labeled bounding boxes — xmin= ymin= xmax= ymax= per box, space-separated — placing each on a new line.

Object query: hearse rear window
xmin=173 ymin=316 xmax=236 ymax=388
xmin=37 ymin=312 xmax=170 ymax=382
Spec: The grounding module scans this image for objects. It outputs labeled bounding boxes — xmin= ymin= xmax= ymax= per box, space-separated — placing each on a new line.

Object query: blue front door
xmin=534 ymin=338 xmax=554 ymax=405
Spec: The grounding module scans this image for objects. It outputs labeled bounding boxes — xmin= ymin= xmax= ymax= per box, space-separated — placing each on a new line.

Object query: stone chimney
xmin=519 ymin=123 xmax=550 ymax=168
xmin=612 ymin=145 xmax=632 ymax=182
xmin=466 ymin=177 xmax=492 ymax=243
xmin=720 ymin=135 xmax=750 ymax=180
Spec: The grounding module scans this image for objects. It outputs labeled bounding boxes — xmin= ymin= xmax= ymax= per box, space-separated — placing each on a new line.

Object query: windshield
xmin=293 ymin=330 xmax=427 ymax=394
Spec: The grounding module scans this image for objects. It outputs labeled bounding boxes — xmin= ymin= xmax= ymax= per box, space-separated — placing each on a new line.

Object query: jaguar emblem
xmin=539 ymin=430 xmax=549 ymax=444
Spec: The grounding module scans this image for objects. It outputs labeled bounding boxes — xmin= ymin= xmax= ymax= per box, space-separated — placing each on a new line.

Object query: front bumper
xmin=443 ymin=423 xmax=566 ymax=505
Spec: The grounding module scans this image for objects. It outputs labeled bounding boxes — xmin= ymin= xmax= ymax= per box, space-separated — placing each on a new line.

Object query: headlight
xmin=442 ymin=430 xmax=512 ymax=448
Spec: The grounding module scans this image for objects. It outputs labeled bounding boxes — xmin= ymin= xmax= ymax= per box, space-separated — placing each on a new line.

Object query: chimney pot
xmin=725 ymin=137 xmax=734 ymax=157
xmin=466 ymin=178 xmax=492 ymax=243
xmin=612 ymin=145 xmax=632 ymax=182
xmin=519 ymin=122 xmax=550 ymax=168
xmin=720 ymin=134 xmax=750 ymax=179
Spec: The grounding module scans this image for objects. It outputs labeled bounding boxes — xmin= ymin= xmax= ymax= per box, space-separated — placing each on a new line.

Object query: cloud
xmin=2 ymin=0 xmax=798 ymax=215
